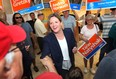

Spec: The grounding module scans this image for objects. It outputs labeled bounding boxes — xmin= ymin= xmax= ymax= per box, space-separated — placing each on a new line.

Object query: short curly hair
xmin=85 ymin=14 xmax=95 ymax=20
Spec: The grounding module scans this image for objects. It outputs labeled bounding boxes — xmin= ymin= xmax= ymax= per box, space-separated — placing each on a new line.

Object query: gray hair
xmin=86 ymin=14 xmax=95 ymax=20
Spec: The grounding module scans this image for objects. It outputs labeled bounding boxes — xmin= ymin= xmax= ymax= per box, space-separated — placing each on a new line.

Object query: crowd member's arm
xmin=40 ymin=56 xmax=58 ymax=74
xmin=40 ymin=37 xmax=58 ymax=74
xmin=73 ymin=26 xmax=78 ymax=42
xmin=72 ymin=10 xmax=80 ymax=21
xmin=79 ymin=34 xmax=88 ymax=43
xmin=94 ymin=9 xmax=101 ymax=22
xmin=96 ymin=24 xmax=101 ymax=36
xmin=72 ymin=10 xmax=80 ymax=42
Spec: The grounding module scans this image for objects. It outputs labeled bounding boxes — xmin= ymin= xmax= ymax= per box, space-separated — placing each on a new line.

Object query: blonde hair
xmin=85 ymin=14 xmax=95 ymax=20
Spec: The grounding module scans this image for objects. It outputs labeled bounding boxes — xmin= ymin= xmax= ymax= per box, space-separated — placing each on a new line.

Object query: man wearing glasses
xmin=0 ymin=22 xmax=26 ymax=79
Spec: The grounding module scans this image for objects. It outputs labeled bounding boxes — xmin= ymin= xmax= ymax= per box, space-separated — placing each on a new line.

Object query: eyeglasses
xmin=86 ymin=19 xmax=93 ymax=21
xmin=9 ymin=46 xmax=18 ymax=51
xmin=15 ymin=16 xmax=22 ymax=19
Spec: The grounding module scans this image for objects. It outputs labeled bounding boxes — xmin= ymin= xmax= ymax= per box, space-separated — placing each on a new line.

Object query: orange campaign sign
xmin=0 ymin=0 xmax=3 ymax=10
xmin=10 ymin=0 xmax=31 ymax=12
xmin=49 ymin=0 xmax=70 ymax=12
xmin=78 ymin=34 xmax=106 ymax=60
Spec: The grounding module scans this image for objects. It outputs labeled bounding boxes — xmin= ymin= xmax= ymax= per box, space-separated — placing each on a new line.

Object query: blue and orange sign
xmin=11 ymin=0 xmax=44 ymax=14
xmin=78 ymin=34 xmax=106 ymax=60
xmin=87 ymin=0 xmax=116 ymax=10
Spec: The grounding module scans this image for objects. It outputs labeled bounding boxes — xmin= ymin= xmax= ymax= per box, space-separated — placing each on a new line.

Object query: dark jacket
xmin=94 ymin=49 xmax=116 ymax=79
xmin=108 ymin=23 xmax=116 ymax=48
xmin=40 ymin=28 xmax=77 ymax=74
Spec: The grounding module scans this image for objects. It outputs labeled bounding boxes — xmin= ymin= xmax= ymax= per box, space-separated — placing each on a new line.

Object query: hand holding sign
xmin=78 ymin=34 xmax=106 ymax=60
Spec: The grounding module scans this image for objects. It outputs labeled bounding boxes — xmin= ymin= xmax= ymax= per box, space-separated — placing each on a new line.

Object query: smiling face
xmin=14 ymin=14 xmax=23 ymax=24
xmin=86 ymin=19 xmax=93 ymax=25
xmin=49 ymin=16 xmax=62 ymax=34
xmin=85 ymin=14 xmax=94 ymax=25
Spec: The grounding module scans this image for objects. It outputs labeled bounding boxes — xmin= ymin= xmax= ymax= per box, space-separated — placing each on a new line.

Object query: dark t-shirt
xmin=27 ymin=19 xmax=36 ymax=34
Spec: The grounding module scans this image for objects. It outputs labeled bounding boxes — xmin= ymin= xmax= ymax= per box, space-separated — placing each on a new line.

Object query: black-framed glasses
xmin=9 ymin=47 xmax=18 ymax=52
xmin=15 ymin=16 xmax=22 ymax=19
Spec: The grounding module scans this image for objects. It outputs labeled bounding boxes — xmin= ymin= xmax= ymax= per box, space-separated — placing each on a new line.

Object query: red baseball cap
xmin=0 ymin=22 xmax=26 ymax=60
xmin=35 ymin=72 xmax=62 ymax=79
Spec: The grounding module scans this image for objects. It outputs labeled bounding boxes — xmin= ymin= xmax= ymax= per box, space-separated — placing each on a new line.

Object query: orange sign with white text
xmin=49 ymin=0 xmax=70 ymax=12
xmin=11 ymin=0 xmax=31 ymax=12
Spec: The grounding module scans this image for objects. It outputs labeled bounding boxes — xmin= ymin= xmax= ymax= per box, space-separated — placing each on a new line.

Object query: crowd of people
xmin=0 ymin=7 xmax=116 ymax=79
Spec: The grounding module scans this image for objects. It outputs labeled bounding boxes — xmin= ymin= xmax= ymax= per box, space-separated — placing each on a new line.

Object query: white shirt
xmin=57 ymin=37 xmax=70 ymax=60
xmin=57 ymin=37 xmax=71 ymax=70
xmin=34 ymin=19 xmax=47 ymax=37
xmin=81 ymin=24 xmax=99 ymax=39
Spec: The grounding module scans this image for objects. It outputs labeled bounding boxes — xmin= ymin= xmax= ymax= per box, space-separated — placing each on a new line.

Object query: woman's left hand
xmin=72 ymin=46 xmax=77 ymax=54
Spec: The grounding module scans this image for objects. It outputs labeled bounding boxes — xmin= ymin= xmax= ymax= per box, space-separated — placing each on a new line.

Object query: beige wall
xmin=2 ymin=0 xmax=13 ymax=14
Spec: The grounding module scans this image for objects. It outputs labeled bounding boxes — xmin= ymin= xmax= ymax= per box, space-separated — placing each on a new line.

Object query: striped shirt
xmin=99 ymin=14 xmax=116 ymax=38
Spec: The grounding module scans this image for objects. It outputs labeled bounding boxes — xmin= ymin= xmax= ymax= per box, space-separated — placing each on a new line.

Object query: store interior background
xmin=2 ymin=0 xmax=111 ymax=79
